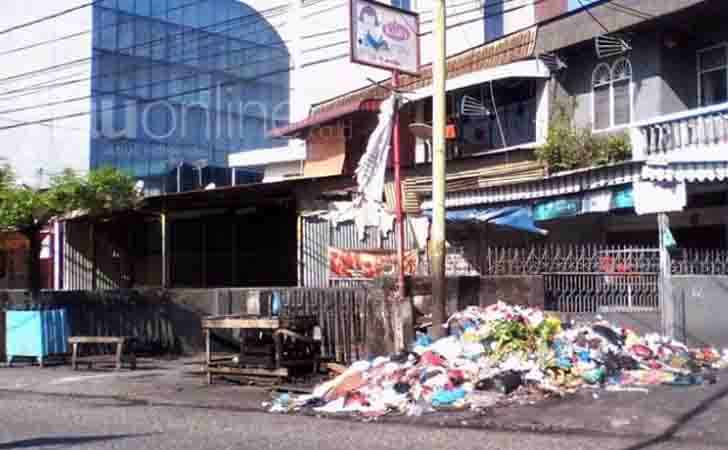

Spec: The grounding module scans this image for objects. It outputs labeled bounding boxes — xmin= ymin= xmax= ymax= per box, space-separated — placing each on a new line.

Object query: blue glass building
xmin=91 ymin=0 xmax=290 ymax=193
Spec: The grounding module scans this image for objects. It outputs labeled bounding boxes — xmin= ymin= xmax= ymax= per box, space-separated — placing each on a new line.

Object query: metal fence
xmin=473 ymin=245 xmax=663 ymax=313
xmin=472 ymin=244 xmax=728 ymax=277
xmin=544 ymin=272 xmax=659 ymax=313
xmin=672 ymin=248 xmax=728 ymax=275
xmin=476 ymin=245 xmax=660 ymax=276
xmin=217 ymin=288 xmax=368 ymax=364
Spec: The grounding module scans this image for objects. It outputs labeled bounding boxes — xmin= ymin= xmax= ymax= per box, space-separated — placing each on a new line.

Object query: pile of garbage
xmin=267 ymin=302 xmax=728 ymax=416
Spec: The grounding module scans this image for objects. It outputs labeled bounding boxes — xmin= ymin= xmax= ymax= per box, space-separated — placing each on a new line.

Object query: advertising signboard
xmin=328 ymin=247 xmax=418 ymax=280
xmin=350 ymin=0 xmax=420 ymax=74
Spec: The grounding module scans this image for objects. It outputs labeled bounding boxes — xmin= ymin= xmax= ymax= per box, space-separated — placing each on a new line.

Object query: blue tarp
xmin=424 ymin=206 xmax=548 ymax=235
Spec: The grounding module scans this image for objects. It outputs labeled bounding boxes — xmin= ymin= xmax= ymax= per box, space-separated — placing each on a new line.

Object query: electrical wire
xmin=0 ymin=0 xmax=288 ymax=60
xmin=489 ymin=81 xmax=507 ymax=148
xmin=423 ymin=0 xmax=548 ymax=36
xmin=302 ymin=0 xmax=546 ymax=54
xmin=0 ymin=1 xmax=99 ymax=36
xmin=0 ymin=23 xmax=292 ymax=102
xmin=607 ymin=2 xmax=655 ymax=20
xmin=0 ymin=53 xmax=335 ymax=132
xmin=0 ymin=0 xmax=550 ymax=130
xmin=576 ymin=0 xmax=610 ymax=33
xmin=0 ymin=3 xmax=291 ymax=87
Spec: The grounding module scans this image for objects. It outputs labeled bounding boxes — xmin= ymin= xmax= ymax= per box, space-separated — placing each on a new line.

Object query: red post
xmin=392 ymin=70 xmax=406 ymax=300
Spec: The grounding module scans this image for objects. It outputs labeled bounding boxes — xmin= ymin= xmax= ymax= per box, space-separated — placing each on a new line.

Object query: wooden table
xmin=201 ymin=315 xmax=319 ymax=384
xmin=68 ymin=336 xmax=137 ymax=371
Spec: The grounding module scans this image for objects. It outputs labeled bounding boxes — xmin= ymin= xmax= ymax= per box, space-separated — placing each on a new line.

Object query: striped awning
xmin=268 ymin=98 xmax=383 ymax=138
xmin=642 ymin=162 xmax=728 ymax=182
xmin=420 ymin=162 xmax=643 ymax=210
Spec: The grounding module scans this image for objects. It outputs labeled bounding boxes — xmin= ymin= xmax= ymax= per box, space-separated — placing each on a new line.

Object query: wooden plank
xmin=202 ymin=318 xmax=280 ymax=330
xmin=205 ymin=329 xmax=211 ymax=385
xmin=207 ymin=366 xmax=288 ymax=377
xmin=273 ymin=329 xmax=317 ymax=345
xmin=69 ymin=336 xmax=125 ymax=344
xmin=322 ymin=362 xmax=347 ymax=375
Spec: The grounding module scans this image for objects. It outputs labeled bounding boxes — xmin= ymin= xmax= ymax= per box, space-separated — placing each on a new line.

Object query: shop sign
xmin=350 ymin=0 xmax=420 ymax=74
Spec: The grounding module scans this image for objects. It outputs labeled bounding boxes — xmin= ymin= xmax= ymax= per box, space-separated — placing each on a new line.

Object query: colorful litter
xmin=266 ymin=302 xmax=728 ymax=416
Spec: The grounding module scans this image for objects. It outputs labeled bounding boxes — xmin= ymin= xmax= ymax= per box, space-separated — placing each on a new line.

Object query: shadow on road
xmin=621 ymin=385 xmax=728 ymax=450
xmin=0 ymin=433 xmax=158 ymax=449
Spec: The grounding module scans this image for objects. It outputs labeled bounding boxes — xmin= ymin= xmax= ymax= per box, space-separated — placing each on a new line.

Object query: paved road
xmin=0 ymin=361 xmax=726 ymax=450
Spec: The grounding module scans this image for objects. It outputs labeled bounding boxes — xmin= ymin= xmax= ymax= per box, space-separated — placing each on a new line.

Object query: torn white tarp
xmin=633 ymin=180 xmax=687 ymax=215
xmin=319 ymin=201 xmax=395 ymax=241
xmin=355 ymin=96 xmax=396 ymax=203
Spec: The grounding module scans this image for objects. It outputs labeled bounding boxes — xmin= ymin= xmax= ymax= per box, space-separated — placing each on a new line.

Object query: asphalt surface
xmin=0 ymin=359 xmax=727 ymax=450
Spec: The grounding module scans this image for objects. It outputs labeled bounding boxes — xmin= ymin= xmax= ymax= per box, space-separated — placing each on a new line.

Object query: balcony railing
xmin=630 ymin=101 xmax=728 ymax=161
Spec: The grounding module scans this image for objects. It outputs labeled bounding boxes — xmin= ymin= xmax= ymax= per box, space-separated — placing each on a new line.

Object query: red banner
xmin=328 ymin=247 xmax=418 ymax=280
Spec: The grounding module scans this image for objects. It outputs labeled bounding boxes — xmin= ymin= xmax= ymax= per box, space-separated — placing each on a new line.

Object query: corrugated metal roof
xmin=642 ymin=162 xmax=728 ymax=182
xmin=268 ymin=99 xmax=382 ymax=138
xmin=421 ymin=162 xmax=643 ymax=210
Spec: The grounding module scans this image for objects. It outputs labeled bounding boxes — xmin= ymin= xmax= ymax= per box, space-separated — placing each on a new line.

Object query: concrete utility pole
xmin=430 ymin=0 xmax=447 ymax=339
xmin=658 ymin=213 xmax=675 ymax=339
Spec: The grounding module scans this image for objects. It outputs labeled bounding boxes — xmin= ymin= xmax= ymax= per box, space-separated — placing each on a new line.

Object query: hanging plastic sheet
xmin=425 ymin=206 xmax=548 ymax=235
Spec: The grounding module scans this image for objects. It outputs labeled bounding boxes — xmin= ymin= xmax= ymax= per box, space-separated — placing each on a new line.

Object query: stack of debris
xmin=267 ymin=302 xmax=727 ymax=416
xmin=400 ymin=161 xmax=545 ymax=214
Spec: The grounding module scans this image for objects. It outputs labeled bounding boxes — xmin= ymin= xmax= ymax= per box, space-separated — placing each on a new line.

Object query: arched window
xmin=592 ymin=63 xmax=611 ymax=130
xmin=592 ymin=58 xmax=633 ymax=130
xmin=611 ymin=58 xmax=633 ymax=126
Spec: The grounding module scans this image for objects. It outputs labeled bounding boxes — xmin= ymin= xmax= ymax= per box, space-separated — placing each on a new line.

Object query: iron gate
xmin=472 ymin=245 xmax=663 ymax=313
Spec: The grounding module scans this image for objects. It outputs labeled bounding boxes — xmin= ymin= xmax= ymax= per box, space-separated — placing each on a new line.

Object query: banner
xmin=534 ymin=186 xmax=634 ymax=222
xmin=328 ymin=247 xmax=418 ymax=280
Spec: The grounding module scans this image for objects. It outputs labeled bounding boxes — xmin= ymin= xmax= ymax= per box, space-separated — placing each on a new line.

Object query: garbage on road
xmin=266 ymin=302 xmax=728 ymax=416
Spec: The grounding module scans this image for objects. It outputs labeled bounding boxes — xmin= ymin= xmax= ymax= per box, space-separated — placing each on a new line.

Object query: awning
xmin=424 ymin=206 xmax=548 ymax=235
xmin=403 ymin=59 xmax=550 ymax=102
xmin=268 ymin=98 xmax=383 ymax=139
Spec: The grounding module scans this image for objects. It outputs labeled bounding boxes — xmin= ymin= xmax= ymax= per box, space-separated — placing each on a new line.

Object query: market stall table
xmin=202 ymin=314 xmax=320 ymax=384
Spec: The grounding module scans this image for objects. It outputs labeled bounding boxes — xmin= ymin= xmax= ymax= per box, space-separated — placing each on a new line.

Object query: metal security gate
xmin=472 ymin=245 xmax=662 ymax=313
xmin=544 ymin=248 xmax=660 ymax=313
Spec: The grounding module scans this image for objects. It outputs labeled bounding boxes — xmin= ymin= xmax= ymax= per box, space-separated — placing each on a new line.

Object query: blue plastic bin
xmin=5 ymin=309 xmax=70 ymax=366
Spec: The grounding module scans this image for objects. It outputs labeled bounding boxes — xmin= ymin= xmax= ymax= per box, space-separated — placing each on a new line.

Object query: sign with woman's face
xmin=350 ymin=0 xmax=420 ymax=74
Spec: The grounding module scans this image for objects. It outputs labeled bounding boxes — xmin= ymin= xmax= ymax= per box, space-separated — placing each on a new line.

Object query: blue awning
xmin=424 ymin=206 xmax=548 ymax=235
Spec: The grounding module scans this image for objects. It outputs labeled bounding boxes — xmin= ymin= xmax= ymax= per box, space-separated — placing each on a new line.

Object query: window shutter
xmin=613 ymin=80 xmax=631 ymax=126
xmin=594 ymin=85 xmax=610 ymax=130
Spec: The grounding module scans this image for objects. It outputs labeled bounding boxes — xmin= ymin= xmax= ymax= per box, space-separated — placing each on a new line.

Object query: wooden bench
xmin=68 ymin=337 xmax=137 ymax=371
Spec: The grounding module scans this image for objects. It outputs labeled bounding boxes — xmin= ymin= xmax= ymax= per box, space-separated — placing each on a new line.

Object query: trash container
xmin=6 ymin=309 xmax=70 ymax=366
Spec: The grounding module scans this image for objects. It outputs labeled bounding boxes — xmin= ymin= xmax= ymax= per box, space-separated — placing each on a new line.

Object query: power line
xmin=0 ymin=0 xmax=288 ymax=59
xmin=299 ymin=0 xmax=528 ymax=40
xmin=0 ymin=1 xmax=99 ymax=37
xmin=0 ymin=2 xmax=290 ymax=87
xmin=301 ymin=0 xmax=538 ymax=54
xmin=0 ymin=20 xmax=292 ymax=102
xmin=0 ymin=0 xmax=549 ymax=130
xmin=0 ymin=49 xmax=345 ymax=132
xmin=0 ymin=4 xmax=290 ymax=88
xmin=0 ymin=44 xmax=292 ymax=116
xmin=607 ymin=2 xmax=654 ymax=20
xmin=576 ymin=0 xmax=610 ymax=33
xmin=423 ymin=0 xmax=548 ymax=36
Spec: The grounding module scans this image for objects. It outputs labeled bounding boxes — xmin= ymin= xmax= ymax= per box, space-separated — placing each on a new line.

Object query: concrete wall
xmin=0 ymin=1 xmax=93 ymax=187
xmin=673 ymin=276 xmax=728 ymax=349
xmin=558 ymin=33 xmax=664 ymax=130
xmin=555 ymin=7 xmax=728 ymax=132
